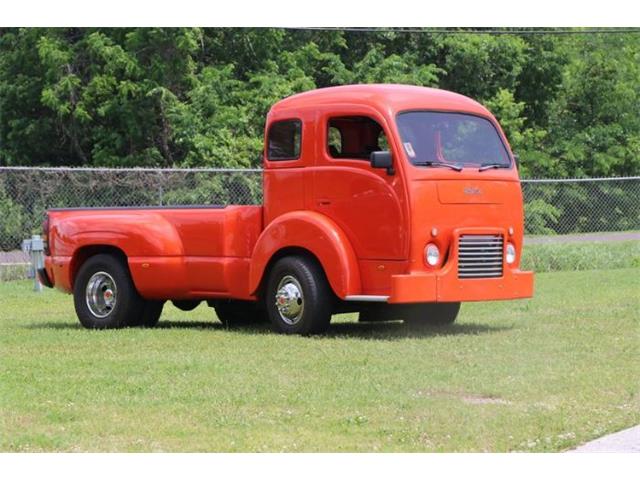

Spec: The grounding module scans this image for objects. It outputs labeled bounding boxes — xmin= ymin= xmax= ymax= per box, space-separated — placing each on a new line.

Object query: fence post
xmin=30 ymin=235 xmax=44 ymax=292
xmin=158 ymin=171 xmax=164 ymax=206
xmin=21 ymin=235 xmax=44 ymax=292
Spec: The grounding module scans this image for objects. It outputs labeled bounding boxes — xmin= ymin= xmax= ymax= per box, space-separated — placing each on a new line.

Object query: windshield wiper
xmin=414 ymin=161 xmax=463 ymax=172
xmin=478 ymin=163 xmax=509 ymax=172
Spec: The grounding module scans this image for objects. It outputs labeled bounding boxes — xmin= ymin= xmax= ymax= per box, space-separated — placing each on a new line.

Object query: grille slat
xmin=459 ymin=262 xmax=503 ymax=267
xmin=460 ymin=267 xmax=502 ymax=273
xmin=458 ymin=271 xmax=503 ymax=278
xmin=459 ymin=240 xmax=503 ymax=244
xmin=458 ymin=234 xmax=504 ymax=279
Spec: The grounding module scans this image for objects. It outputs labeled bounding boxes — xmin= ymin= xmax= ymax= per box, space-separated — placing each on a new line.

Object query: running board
xmin=344 ymin=295 xmax=389 ymax=302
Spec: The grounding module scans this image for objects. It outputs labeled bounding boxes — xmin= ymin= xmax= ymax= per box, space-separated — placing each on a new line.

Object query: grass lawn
xmin=1 ymin=268 xmax=638 ymax=452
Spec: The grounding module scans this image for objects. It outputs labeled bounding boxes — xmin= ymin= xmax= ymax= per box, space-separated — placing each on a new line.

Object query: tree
xmin=1 ymin=28 xmax=638 ymax=178
xmin=546 ymin=34 xmax=640 ymax=177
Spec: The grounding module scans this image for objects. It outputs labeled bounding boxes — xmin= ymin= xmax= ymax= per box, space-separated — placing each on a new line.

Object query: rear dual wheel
xmin=74 ymin=254 xmax=163 ymax=329
xmin=215 ymin=300 xmax=265 ymax=327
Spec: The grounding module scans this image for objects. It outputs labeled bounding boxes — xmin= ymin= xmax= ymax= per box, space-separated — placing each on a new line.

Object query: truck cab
xmin=262 ymin=85 xmax=532 ymax=302
xmin=41 ymin=84 xmax=534 ymax=334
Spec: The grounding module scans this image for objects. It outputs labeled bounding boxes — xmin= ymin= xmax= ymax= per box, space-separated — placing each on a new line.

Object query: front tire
xmin=73 ymin=254 xmax=144 ymax=329
xmin=172 ymin=300 xmax=200 ymax=311
xmin=265 ymin=256 xmax=332 ymax=335
xmin=403 ymin=302 xmax=461 ymax=328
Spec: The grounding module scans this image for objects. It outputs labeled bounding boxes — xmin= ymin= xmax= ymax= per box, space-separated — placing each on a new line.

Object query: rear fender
xmin=249 ymin=211 xmax=361 ymax=299
xmin=51 ymin=213 xmax=186 ymax=292
xmin=51 ymin=213 xmax=185 ymax=258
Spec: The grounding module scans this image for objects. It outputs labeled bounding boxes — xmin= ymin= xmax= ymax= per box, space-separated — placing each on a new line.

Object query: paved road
xmin=0 ymin=250 xmax=29 ymax=265
xmin=569 ymin=425 xmax=640 ymax=453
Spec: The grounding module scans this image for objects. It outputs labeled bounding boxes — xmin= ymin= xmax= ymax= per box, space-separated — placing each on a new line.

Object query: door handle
xmin=317 ymin=199 xmax=332 ymax=206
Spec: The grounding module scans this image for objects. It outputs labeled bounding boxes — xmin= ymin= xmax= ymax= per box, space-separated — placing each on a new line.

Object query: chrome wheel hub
xmin=86 ymin=271 xmax=117 ymax=318
xmin=275 ymin=275 xmax=304 ymax=325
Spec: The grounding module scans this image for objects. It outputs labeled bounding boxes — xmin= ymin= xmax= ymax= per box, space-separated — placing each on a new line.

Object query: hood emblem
xmin=464 ymin=186 xmax=482 ymax=196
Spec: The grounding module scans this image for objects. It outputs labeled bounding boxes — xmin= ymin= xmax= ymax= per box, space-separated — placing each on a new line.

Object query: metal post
xmin=29 ymin=234 xmax=44 ymax=292
xmin=158 ymin=171 xmax=164 ymax=206
xmin=22 ymin=238 xmax=34 ymax=280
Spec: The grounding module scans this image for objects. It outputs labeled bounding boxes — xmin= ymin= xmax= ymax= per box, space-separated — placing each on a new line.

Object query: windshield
xmin=396 ymin=111 xmax=511 ymax=168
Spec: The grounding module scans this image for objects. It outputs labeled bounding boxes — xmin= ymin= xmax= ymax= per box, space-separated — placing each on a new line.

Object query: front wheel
xmin=265 ymin=256 xmax=333 ymax=335
xmin=73 ymin=254 xmax=144 ymax=329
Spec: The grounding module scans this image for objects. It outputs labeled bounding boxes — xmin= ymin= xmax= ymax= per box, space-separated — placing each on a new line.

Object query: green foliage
xmin=351 ymin=47 xmax=441 ymax=85
xmin=161 ymin=172 xmax=262 ymax=205
xmin=546 ymin=34 xmax=640 ymax=178
xmin=522 ymin=180 xmax=640 ymax=235
xmin=0 ymin=28 xmax=639 ymax=177
xmin=0 ymin=181 xmax=25 ymax=250
xmin=434 ymin=34 xmax=528 ymax=100
xmin=522 ymin=198 xmax=561 ymax=235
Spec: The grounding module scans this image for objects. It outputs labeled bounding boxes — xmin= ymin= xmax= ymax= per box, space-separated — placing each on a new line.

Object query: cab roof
xmin=270 ymin=84 xmax=491 ymax=118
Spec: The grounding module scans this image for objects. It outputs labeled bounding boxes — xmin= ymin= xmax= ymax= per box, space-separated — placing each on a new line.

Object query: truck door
xmin=312 ymin=107 xmax=408 ymax=261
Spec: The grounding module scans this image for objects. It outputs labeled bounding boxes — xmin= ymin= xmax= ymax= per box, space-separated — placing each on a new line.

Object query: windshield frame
xmin=395 ymin=109 xmax=514 ymax=170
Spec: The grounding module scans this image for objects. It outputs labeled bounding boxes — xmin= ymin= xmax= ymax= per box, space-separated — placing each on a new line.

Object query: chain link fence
xmin=0 ymin=167 xmax=263 ymax=254
xmin=521 ymin=177 xmax=640 ymax=236
xmin=1 ymin=167 xmax=639 ymax=257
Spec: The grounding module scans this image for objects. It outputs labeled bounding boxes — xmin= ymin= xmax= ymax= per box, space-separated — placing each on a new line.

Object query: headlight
xmin=506 ymin=243 xmax=516 ymax=264
xmin=425 ymin=243 xmax=440 ymax=266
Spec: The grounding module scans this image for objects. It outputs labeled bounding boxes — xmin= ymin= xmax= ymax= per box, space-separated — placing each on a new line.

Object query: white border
xmin=2 ymin=453 xmax=640 ymax=480
xmin=0 ymin=0 xmax=637 ymax=27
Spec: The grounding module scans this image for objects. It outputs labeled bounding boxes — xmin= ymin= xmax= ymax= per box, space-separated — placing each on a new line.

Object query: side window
xmin=268 ymin=120 xmax=302 ymax=161
xmin=328 ymin=126 xmax=342 ymax=157
xmin=378 ymin=130 xmax=389 ymax=150
xmin=327 ymin=116 xmax=388 ymax=160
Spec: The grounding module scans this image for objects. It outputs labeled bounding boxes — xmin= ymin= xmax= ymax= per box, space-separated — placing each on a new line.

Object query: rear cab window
xmin=268 ymin=119 xmax=302 ymax=161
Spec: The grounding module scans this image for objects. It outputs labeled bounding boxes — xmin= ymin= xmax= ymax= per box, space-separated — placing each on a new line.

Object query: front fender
xmin=249 ymin=211 xmax=361 ymax=299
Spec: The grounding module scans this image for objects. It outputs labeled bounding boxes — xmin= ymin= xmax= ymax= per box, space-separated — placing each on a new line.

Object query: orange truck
xmin=39 ymin=84 xmax=534 ymax=334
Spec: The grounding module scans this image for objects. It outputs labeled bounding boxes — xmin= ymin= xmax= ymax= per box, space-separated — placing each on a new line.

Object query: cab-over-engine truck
xmin=39 ymin=84 xmax=534 ymax=334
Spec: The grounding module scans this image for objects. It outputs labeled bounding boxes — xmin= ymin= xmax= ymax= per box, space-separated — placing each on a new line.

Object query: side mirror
xmin=370 ymin=150 xmax=394 ymax=175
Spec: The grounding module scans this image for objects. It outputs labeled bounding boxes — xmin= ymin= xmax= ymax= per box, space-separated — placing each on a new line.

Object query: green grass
xmin=521 ymin=240 xmax=640 ymax=272
xmin=1 ymin=268 xmax=638 ymax=452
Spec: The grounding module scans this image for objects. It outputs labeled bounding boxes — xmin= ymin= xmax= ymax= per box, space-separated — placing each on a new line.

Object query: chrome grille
xmin=458 ymin=235 xmax=504 ymax=279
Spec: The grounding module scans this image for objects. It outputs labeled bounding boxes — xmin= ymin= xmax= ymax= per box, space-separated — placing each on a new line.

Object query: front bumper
xmin=389 ymin=268 xmax=534 ymax=303
xmin=388 ymin=228 xmax=534 ymax=304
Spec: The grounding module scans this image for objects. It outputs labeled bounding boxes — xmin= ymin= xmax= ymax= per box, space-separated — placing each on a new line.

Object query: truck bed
xmin=46 ymin=205 xmax=264 ymax=300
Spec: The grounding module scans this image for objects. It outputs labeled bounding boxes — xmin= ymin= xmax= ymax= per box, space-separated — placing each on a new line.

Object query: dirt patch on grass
xmin=417 ymin=389 xmax=512 ymax=406
xmin=461 ymin=395 xmax=512 ymax=405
